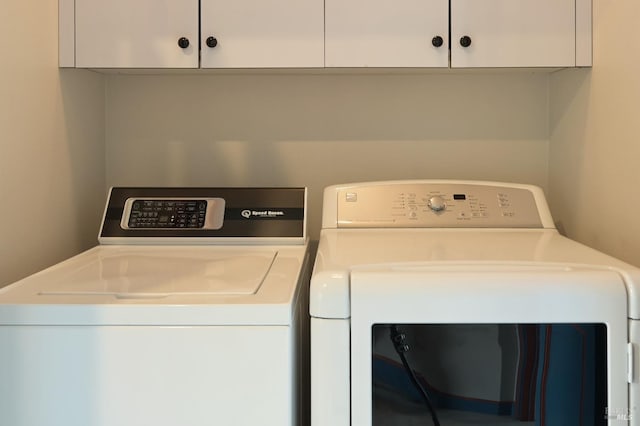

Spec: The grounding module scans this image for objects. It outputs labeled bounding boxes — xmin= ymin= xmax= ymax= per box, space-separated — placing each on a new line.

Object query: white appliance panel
xmin=39 ymin=251 xmax=276 ymax=296
xmin=310 ymin=180 xmax=640 ymax=426
xmin=0 ymin=245 xmax=307 ymax=326
xmin=310 ymin=318 xmax=350 ymax=426
xmin=311 ymin=228 xmax=640 ymax=320
xmin=349 ymin=268 xmax=628 ymax=426
xmin=0 ymin=325 xmax=292 ymax=426
xmin=0 ymin=187 xmax=311 ymax=426
xmin=631 ymin=320 xmax=640 ymax=422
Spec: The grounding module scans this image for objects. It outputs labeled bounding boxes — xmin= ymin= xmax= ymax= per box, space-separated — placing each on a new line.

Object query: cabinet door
xmin=451 ymin=0 xmax=576 ymax=68
xmin=75 ymin=0 xmax=199 ymax=68
xmin=200 ymin=0 xmax=324 ymax=68
xmin=325 ymin=0 xmax=449 ymax=68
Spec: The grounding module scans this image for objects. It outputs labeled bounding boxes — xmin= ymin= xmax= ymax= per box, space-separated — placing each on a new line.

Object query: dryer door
xmin=349 ymin=265 xmax=629 ymax=426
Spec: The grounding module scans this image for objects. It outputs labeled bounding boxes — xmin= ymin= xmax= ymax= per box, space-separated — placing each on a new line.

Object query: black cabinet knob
xmin=432 ymin=36 xmax=444 ymax=48
xmin=460 ymin=36 xmax=472 ymax=48
xmin=206 ymin=36 xmax=218 ymax=48
xmin=178 ymin=37 xmax=190 ymax=49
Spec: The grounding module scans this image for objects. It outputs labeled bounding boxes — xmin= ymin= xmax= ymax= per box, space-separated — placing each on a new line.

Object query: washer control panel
xmin=335 ymin=182 xmax=545 ymax=228
xmin=121 ymin=198 xmax=225 ymax=230
xmin=100 ymin=187 xmax=307 ymax=243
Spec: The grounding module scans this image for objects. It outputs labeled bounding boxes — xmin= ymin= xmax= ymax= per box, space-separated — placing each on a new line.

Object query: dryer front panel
xmin=349 ymin=266 xmax=628 ymax=426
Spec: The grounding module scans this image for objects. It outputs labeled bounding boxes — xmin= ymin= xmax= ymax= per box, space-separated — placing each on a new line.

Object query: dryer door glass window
xmin=371 ymin=323 xmax=608 ymax=425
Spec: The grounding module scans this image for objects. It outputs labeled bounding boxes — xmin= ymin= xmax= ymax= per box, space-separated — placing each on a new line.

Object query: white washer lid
xmin=39 ymin=250 xmax=275 ymax=297
xmin=0 ymin=244 xmax=308 ymax=326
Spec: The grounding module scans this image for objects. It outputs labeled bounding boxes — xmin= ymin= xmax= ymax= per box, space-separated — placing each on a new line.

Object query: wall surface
xmin=549 ymin=1 xmax=640 ymax=266
xmin=106 ymin=72 xmax=549 ymax=237
xmin=8 ymin=0 xmax=627 ymax=285
xmin=0 ymin=3 xmax=105 ymax=286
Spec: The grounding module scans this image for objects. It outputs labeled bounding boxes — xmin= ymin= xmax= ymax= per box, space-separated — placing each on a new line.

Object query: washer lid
xmin=0 ymin=244 xmax=308 ymax=326
xmin=39 ymin=251 xmax=276 ymax=297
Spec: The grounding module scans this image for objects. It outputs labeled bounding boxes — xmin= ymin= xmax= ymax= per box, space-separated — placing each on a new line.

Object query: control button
xmin=498 ymin=195 xmax=510 ymax=207
xmin=428 ymin=196 xmax=446 ymax=212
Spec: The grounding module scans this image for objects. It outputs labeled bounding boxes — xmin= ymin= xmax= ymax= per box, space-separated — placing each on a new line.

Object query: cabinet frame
xmin=59 ymin=0 xmax=74 ymax=67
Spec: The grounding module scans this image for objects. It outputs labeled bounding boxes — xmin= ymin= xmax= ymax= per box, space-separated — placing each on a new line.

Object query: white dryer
xmin=310 ymin=180 xmax=640 ymax=426
xmin=0 ymin=187 xmax=312 ymax=426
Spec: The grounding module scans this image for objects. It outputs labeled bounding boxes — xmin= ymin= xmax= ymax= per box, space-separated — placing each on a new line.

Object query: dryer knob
xmin=428 ymin=196 xmax=446 ymax=212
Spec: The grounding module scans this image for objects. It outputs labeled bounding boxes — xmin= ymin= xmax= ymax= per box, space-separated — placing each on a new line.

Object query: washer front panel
xmin=0 ymin=325 xmax=293 ymax=426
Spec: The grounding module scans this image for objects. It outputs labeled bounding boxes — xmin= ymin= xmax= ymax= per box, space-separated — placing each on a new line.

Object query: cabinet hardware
xmin=460 ymin=35 xmax=472 ymax=48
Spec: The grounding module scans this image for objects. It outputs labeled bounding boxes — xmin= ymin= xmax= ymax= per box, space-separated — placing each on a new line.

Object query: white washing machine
xmin=0 ymin=187 xmax=312 ymax=426
xmin=310 ymin=180 xmax=640 ymax=426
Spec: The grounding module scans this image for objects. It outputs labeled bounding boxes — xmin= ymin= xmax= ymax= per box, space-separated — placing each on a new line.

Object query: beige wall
xmin=0 ymin=3 xmax=105 ymax=286
xmin=549 ymin=1 xmax=640 ymax=266
xmin=106 ymin=72 xmax=550 ymax=237
xmin=10 ymin=1 xmax=634 ymax=286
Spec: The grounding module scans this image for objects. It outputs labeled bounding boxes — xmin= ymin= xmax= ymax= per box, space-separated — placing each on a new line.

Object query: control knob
xmin=428 ymin=196 xmax=446 ymax=212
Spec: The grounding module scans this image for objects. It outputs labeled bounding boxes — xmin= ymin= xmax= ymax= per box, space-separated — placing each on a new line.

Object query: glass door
xmin=349 ymin=266 xmax=629 ymax=426
xmin=371 ymin=323 xmax=607 ymax=425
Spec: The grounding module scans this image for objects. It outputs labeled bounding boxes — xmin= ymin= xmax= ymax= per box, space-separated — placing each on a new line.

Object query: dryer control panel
xmin=328 ymin=181 xmax=552 ymax=229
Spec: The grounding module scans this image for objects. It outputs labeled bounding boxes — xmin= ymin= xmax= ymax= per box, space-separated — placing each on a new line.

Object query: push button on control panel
xmin=121 ymin=198 xmax=226 ymax=230
xmin=128 ymin=200 xmax=206 ymax=228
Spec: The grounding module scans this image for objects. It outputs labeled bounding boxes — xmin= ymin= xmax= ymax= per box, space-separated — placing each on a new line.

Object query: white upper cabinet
xmin=69 ymin=0 xmax=323 ymax=69
xmin=325 ymin=0 xmax=449 ymax=68
xmin=75 ymin=0 xmax=199 ymax=68
xmin=325 ymin=0 xmax=586 ymax=68
xmin=451 ymin=0 xmax=577 ymax=68
xmin=200 ymin=0 xmax=324 ymax=68
xmin=60 ymin=0 xmax=591 ymax=69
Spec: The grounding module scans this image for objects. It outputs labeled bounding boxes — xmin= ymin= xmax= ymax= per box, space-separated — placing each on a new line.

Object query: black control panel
xmin=99 ymin=187 xmax=306 ymax=242
xmin=128 ymin=200 xmax=206 ymax=229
